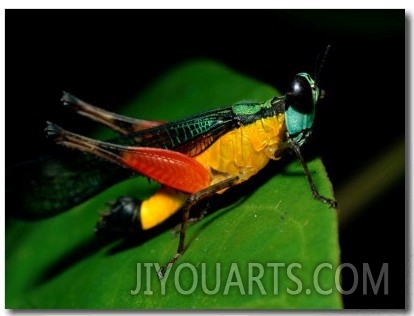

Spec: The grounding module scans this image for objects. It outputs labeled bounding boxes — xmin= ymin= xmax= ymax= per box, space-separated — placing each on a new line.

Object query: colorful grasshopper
xmin=41 ymin=71 xmax=336 ymax=276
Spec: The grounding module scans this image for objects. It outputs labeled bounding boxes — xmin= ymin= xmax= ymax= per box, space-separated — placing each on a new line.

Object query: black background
xmin=6 ymin=10 xmax=405 ymax=309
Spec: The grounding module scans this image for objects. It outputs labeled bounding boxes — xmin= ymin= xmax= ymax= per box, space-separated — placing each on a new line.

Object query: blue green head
xmin=284 ymin=72 xmax=321 ymax=145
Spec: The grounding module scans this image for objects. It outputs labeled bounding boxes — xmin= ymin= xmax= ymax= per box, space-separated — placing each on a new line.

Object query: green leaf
xmin=6 ymin=59 xmax=342 ymax=309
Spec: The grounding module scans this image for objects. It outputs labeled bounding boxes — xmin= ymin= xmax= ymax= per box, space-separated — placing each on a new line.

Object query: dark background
xmin=6 ymin=10 xmax=405 ymax=308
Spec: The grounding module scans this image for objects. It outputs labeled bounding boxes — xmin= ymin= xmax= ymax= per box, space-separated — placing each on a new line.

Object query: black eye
xmin=285 ymin=75 xmax=313 ymax=114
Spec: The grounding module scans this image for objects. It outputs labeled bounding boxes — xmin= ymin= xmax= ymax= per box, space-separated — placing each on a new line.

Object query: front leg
xmin=288 ymin=138 xmax=337 ymax=208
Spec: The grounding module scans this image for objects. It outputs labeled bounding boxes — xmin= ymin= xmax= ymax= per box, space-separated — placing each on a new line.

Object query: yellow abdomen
xmin=195 ymin=113 xmax=286 ymax=185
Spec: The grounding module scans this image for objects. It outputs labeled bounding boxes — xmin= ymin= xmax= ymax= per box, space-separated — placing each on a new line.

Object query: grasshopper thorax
xmin=284 ymin=73 xmax=320 ymax=145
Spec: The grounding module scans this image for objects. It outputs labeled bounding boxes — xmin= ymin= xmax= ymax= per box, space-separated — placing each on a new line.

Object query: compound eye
xmin=286 ymin=75 xmax=314 ymax=114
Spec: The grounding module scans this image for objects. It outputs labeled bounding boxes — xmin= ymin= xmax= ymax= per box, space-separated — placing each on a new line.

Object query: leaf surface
xmin=6 ymin=59 xmax=342 ymax=309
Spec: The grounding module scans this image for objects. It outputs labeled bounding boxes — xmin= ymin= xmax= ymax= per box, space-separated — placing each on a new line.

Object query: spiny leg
xmin=61 ymin=91 xmax=163 ymax=135
xmin=45 ymin=121 xmax=122 ymax=166
xmin=158 ymin=176 xmax=239 ymax=279
xmin=288 ymin=138 xmax=337 ymax=208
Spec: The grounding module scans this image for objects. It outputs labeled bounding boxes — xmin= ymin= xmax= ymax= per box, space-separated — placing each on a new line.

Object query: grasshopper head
xmin=284 ymin=73 xmax=321 ymax=145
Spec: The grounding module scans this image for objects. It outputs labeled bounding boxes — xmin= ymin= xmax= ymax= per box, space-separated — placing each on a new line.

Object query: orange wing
xmin=46 ymin=122 xmax=210 ymax=194
xmin=121 ymin=147 xmax=210 ymax=194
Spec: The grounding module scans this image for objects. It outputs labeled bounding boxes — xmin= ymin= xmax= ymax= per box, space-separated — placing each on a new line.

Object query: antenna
xmin=314 ymin=44 xmax=331 ymax=85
